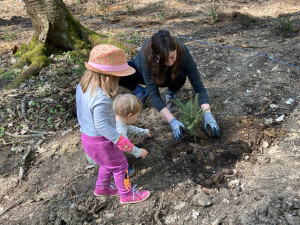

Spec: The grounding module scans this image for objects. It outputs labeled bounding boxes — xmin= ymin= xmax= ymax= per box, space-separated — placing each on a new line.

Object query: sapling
xmin=280 ymin=17 xmax=295 ymax=36
xmin=174 ymin=93 xmax=206 ymax=142
xmin=209 ymin=8 xmax=218 ymax=23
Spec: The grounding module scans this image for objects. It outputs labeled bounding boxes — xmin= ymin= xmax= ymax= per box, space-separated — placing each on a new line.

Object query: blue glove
xmin=204 ymin=112 xmax=220 ymax=137
xmin=169 ymin=118 xmax=185 ymax=141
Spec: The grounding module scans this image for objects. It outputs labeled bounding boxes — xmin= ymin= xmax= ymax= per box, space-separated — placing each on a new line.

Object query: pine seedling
xmin=126 ymin=4 xmax=134 ymax=13
xmin=174 ymin=93 xmax=206 ymax=141
xmin=280 ymin=17 xmax=295 ymax=36
xmin=209 ymin=8 xmax=218 ymax=23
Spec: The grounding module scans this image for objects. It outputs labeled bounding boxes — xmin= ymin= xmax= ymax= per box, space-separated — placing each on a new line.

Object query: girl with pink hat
xmin=76 ymin=44 xmax=150 ymax=204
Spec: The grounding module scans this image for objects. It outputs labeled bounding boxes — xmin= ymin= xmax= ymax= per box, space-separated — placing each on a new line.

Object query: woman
xmin=119 ymin=29 xmax=220 ymax=140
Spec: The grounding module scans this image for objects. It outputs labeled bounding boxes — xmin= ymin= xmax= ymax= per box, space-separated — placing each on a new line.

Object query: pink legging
xmin=81 ymin=133 xmax=131 ymax=197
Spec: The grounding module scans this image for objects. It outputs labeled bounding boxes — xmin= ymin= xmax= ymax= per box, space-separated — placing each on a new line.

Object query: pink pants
xmin=81 ymin=133 xmax=131 ymax=197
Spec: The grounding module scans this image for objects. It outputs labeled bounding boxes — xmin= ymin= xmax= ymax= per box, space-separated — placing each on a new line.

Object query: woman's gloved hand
xmin=204 ymin=112 xmax=220 ymax=137
xmin=169 ymin=118 xmax=185 ymax=141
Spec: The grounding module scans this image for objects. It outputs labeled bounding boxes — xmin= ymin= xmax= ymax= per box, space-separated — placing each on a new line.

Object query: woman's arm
xmin=182 ymin=45 xmax=210 ymax=105
xmin=160 ymin=107 xmax=174 ymax=122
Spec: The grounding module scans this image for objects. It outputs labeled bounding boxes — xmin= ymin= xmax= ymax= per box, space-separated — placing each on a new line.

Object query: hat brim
xmin=85 ymin=62 xmax=136 ymax=77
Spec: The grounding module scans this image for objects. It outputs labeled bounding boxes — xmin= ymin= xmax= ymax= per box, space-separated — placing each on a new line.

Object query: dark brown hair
xmin=144 ymin=29 xmax=184 ymax=85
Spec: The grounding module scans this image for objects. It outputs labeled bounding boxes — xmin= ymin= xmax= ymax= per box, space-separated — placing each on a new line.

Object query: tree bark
xmin=8 ymin=0 xmax=133 ymax=89
xmin=23 ymin=0 xmax=87 ymax=50
xmin=8 ymin=0 xmax=94 ymax=88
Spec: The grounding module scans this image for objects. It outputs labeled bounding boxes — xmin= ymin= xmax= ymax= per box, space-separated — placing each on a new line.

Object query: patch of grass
xmin=0 ymin=69 xmax=22 ymax=80
xmin=126 ymin=4 xmax=134 ymax=13
xmin=1 ymin=28 xmax=16 ymax=41
xmin=156 ymin=12 xmax=167 ymax=21
xmin=209 ymin=8 xmax=218 ymax=23
xmin=70 ymin=50 xmax=89 ymax=77
xmin=280 ymin=17 xmax=295 ymax=36
xmin=97 ymin=0 xmax=106 ymax=10
xmin=0 ymin=126 xmax=5 ymax=138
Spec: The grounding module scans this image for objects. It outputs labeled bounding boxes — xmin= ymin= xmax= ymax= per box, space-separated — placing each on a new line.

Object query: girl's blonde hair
xmin=80 ymin=70 xmax=120 ymax=98
xmin=113 ymin=94 xmax=143 ymax=118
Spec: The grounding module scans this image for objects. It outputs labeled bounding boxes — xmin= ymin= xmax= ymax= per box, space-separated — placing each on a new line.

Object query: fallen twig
xmin=19 ymin=147 xmax=34 ymax=181
xmin=0 ymin=139 xmax=13 ymax=145
xmin=0 ymin=200 xmax=23 ymax=216
xmin=260 ymin=176 xmax=285 ymax=180
xmin=154 ymin=194 xmax=165 ymax=225
xmin=261 ymin=98 xmax=275 ymax=113
xmin=5 ymin=131 xmax=44 ymax=138
xmin=22 ymin=129 xmax=49 ymax=135
xmin=19 ymin=137 xmax=45 ymax=181
xmin=21 ymin=95 xmax=27 ymax=118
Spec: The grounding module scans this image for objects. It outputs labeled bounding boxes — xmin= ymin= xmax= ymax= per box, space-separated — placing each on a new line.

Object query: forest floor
xmin=0 ymin=0 xmax=300 ymax=224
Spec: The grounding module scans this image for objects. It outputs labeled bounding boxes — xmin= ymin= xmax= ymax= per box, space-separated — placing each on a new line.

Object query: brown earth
xmin=0 ymin=0 xmax=300 ymax=224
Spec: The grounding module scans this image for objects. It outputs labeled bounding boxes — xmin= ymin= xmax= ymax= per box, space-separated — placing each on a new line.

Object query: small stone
xmin=192 ymin=190 xmax=213 ymax=207
xmin=10 ymin=58 xmax=17 ymax=65
xmin=192 ymin=210 xmax=200 ymax=219
xmin=275 ymin=115 xmax=285 ymax=122
xmin=245 ymin=155 xmax=250 ymax=160
xmin=269 ymin=104 xmax=278 ymax=108
xmin=285 ymin=98 xmax=294 ymax=105
xmin=228 ymin=179 xmax=240 ymax=188
xmin=262 ymin=141 xmax=269 ymax=148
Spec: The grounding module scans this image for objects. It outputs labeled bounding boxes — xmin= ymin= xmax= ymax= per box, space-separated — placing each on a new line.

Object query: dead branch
xmin=22 ymin=129 xmax=49 ymax=135
xmin=19 ymin=137 xmax=45 ymax=181
xmin=0 ymin=139 xmax=14 ymax=145
xmin=254 ymin=98 xmax=275 ymax=116
xmin=21 ymin=94 xmax=27 ymax=118
xmin=154 ymin=194 xmax=165 ymax=225
xmin=5 ymin=131 xmax=45 ymax=138
xmin=19 ymin=147 xmax=34 ymax=181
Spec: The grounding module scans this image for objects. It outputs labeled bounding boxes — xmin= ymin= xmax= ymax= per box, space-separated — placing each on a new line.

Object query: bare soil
xmin=0 ymin=0 xmax=300 ymax=224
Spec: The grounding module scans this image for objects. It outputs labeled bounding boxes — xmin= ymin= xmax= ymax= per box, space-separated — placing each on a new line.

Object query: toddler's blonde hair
xmin=80 ymin=70 xmax=119 ymax=98
xmin=113 ymin=94 xmax=143 ymax=118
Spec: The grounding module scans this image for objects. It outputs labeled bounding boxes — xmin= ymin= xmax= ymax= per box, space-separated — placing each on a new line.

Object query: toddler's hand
xmin=147 ymin=130 xmax=152 ymax=138
xmin=140 ymin=148 xmax=148 ymax=159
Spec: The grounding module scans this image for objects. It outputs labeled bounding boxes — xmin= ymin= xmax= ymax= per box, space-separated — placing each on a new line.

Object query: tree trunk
xmin=8 ymin=0 xmax=133 ymax=89
xmin=24 ymin=0 xmax=87 ymax=50
xmin=7 ymin=0 xmax=95 ymax=89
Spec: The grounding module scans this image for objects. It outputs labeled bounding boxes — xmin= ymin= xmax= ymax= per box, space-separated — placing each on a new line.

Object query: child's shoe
xmin=120 ymin=185 xmax=150 ymax=204
xmin=128 ymin=166 xmax=134 ymax=177
xmin=133 ymin=85 xmax=149 ymax=108
xmin=166 ymin=89 xmax=177 ymax=113
xmin=94 ymin=184 xmax=119 ymax=196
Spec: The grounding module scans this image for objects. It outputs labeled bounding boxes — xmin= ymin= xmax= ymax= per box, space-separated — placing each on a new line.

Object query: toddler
xmin=76 ymin=44 xmax=150 ymax=204
xmin=113 ymin=93 xmax=151 ymax=161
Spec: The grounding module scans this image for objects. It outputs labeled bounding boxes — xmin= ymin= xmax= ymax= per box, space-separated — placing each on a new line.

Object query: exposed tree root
xmin=7 ymin=41 xmax=50 ymax=89
xmin=154 ymin=194 xmax=165 ymax=225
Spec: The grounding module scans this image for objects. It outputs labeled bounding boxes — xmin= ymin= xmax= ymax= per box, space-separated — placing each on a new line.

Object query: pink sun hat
xmin=85 ymin=44 xmax=135 ymax=76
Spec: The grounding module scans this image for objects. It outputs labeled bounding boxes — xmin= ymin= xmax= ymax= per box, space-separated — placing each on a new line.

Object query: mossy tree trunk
xmin=24 ymin=0 xmax=89 ymax=49
xmin=8 ymin=0 xmax=100 ymax=89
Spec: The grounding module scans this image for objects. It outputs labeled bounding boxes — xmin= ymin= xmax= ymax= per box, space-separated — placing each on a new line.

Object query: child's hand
xmin=147 ymin=130 xmax=152 ymax=138
xmin=140 ymin=148 xmax=148 ymax=159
